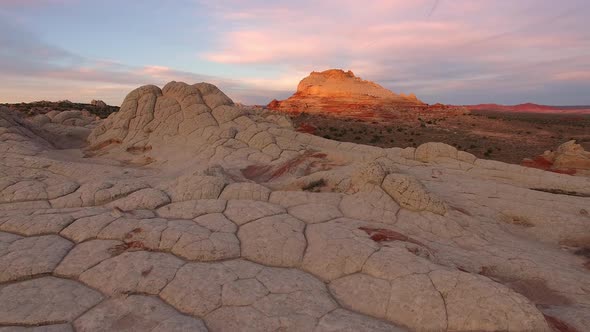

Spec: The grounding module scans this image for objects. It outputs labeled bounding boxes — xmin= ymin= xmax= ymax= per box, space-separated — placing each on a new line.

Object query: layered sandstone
xmin=523 ymin=140 xmax=590 ymax=176
xmin=268 ymin=69 xmax=424 ymax=120
xmin=0 ymin=82 xmax=589 ymax=331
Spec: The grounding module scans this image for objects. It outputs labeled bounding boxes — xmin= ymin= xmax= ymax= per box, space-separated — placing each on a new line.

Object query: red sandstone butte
xmin=267 ymin=69 xmax=425 ymax=120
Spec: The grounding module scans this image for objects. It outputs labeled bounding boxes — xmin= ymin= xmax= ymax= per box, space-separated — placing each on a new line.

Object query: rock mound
xmin=1 ymin=82 xmax=590 ymax=331
xmin=267 ymin=69 xmax=424 ymax=120
xmin=90 ymin=99 xmax=107 ymax=108
xmin=523 ymin=140 xmax=590 ymax=176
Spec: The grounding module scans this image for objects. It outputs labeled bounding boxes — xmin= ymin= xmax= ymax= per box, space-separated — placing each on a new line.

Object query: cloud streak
xmin=200 ymin=0 xmax=590 ymax=104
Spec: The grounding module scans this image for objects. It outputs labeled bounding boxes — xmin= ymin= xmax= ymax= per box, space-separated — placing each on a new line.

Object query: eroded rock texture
xmin=1 ymin=82 xmax=589 ymax=331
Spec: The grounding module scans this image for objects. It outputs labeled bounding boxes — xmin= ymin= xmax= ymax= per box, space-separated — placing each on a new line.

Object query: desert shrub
xmin=369 ymin=135 xmax=381 ymax=143
xmin=302 ymin=179 xmax=326 ymax=192
xmin=574 ymin=247 xmax=590 ymax=258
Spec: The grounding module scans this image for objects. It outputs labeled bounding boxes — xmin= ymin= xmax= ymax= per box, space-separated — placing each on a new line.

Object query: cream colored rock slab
xmin=457 ymin=150 xmax=477 ymax=164
xmin=93 ymin=180 xmax=150 ymax=206
xmin=221 ymin=278 xmax=269 ymax=306
xmin=303 ymin=219 xmax=379 ymax=281
xmin=339 ymin=188 xmax=399 ymax=223
xmin=329 ymin=273 xmax=390 ymax=319
xmin=165 ymin=175 xmax=225 ymax=201
xmin=315 ymin=309 xmax=406 ymax=332
xmin=0 ymin=234 xmax=73 ymax=282
xmin=382 ymin=173 xmax=447 ymax=215
xmin=162 ymin=219 xmax=240 ymax=261
xmin=224 ymin=199 xmax=285 ymax=225
xmin=221 ymin=259 xmax=265 ymax=278
xmin=195 ymin=82 xmax=234 ymax=109
xmin=256 ymin=266 xmax=327 ymax=294
xmin=269 ymin=191 xmax=342 ymax=208
xmin=0 ymin=324 xmax=74 ymax=332
xmin=194 ymin=213 xmax=237 ymax=233
xmin=387 ymin=274 xmax=447 ymax=331
xmin=74 ymin=295 xmax=207 ymax=332
xmin=97 ymin=217 xmax=165 ymax=245
xmin=107 ymin=188 xmax=170 ymax=211
xmin=157 ymin=199 xmax=226 ymax=219
xmin=0 ymin=277 xmax=103 ymax=325
xmin=160 ymin=262 xmax=237 ymax=316
xmin=350 ymin=161 xmax=388 ymax=191
xmin=429 ymin=269 xmax=551 ymax=332
xmin=415 ymin=142 xmax=458 ymax=162
xmin=55 ymin=239 xmax=123 ymax=278
xmin=79 ymin=251 xmax=184 ymax=295
xmin=287 ymin=203 xmax=342 ymax=224
xmin=205 ymin=306 xmax=281 ymax=332
xmin=219 ymin=182 xmax=271 ymax=201
xmin=60 ymin=213 xmax=117 ymax=242
xmin=0 ymin=213 xmax=74 ymax=236
xmin=238 ymin=214 xmax=306 ymax=267
xmin=362 ymin=246 xmax=437 ymax=280
xmin=252 ymin=291 xmax=337 ymax=330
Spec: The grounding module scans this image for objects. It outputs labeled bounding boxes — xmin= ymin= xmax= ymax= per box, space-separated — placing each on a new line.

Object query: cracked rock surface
xmin=0 ymin=83 xmax=589 ymax=331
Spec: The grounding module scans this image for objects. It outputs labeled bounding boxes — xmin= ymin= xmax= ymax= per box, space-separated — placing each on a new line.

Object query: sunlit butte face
xmin=0 ymin=0 xmax=589 ymax=105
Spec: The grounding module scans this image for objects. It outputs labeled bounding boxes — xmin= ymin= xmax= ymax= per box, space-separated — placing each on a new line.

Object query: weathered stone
xmin=224 ymin=200 xmax=285 ymax=225
xmin=238 ymin=214 xmax=306 ymax=267
xmin=160 ymin=262 xmax=237 ymax=316
xmin=0 ymin=277 xmax=102 ymax=325
xmin=315 ymin=309 xmax=406 ymax=332
xmin=382 ymin=173 xmax=447 ymax=215
xmin=55 ymin=239 xmax=123 ymax=277
xmin=74 ymin=295 xmax=207 ymax=332
xmin=303 ymin=219 xmax=378 ymax=281
xmin=79 ymin=251 xmax=184 ymax=295
xmin=0 ymin=234 xmax=73 ymax=282
xmin=288 ymin=203 xmax=343 ymax=224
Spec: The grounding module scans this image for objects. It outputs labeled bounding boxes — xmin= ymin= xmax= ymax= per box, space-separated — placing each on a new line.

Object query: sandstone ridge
xmin=268 ymin=69 xmax=424 ymax=120
xmin=0 ymin=82 xmax=589 ymax=331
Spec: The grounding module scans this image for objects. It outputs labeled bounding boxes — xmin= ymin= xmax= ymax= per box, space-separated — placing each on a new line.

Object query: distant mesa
xmin=267 ymin=69 xmax=425 ymax=120
xmin=465 ymin=103 xmax=590 ymax=114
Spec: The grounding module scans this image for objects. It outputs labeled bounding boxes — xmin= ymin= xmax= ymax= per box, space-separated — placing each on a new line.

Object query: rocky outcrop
xmin=267 ymin=69 xmax=424 ymax=120
xmin=90 ymin=99 xmax=108 ymax=108
xmin=1 ymin=82 xmax=590 ymax=331
xmin=523 ymin=140 xmax=590 ymax=175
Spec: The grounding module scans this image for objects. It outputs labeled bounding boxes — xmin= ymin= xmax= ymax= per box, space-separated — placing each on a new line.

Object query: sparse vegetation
xmin=302 ymin=179 xmax=326 ymax=192
xmin=2 ymin=100 xmax=119 ymax=118
xmin=288 ymin=107 xmax=590 ymax=164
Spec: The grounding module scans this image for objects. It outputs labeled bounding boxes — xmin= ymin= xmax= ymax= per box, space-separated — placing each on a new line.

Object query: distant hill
xmin=1 ymin=100 xmax=119 ymax=118
xmin=464 ymin=103 xmax=590 ymax=114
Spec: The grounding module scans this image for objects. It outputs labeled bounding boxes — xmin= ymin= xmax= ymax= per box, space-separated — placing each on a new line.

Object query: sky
xmin=0 ymin=0 xmax=589 ymax=106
